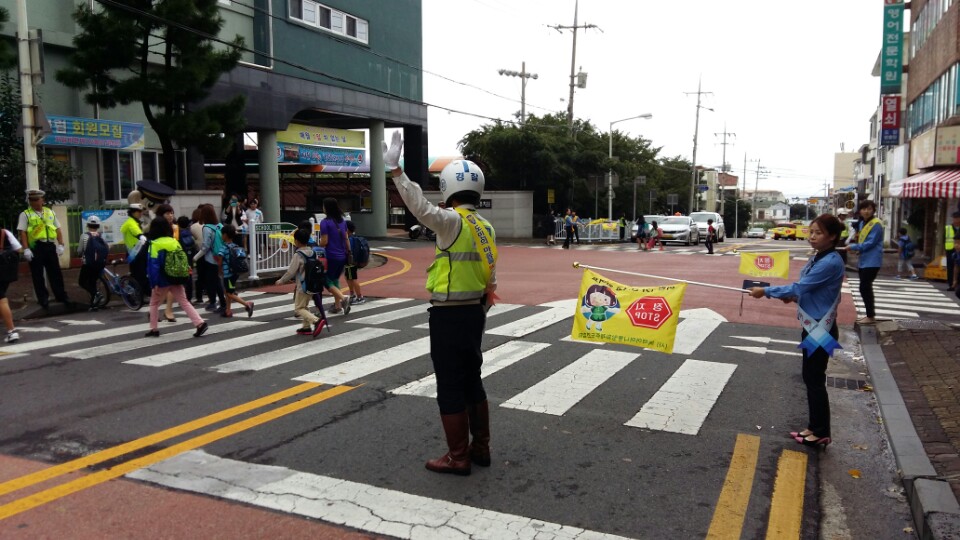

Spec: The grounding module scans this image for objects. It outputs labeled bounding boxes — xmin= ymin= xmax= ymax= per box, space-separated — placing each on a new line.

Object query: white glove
xmin=139 ymin=235 xmax=147 ymax=243
xmin=382 ymin=131 xmax=403 ymax=170
xmin=193 ymin=251 xmax=203 ymax=263
xmin=56 ymin=244 xmax=65 ymax=257
xmin=22 ymin=248 xmax=33 ymax=262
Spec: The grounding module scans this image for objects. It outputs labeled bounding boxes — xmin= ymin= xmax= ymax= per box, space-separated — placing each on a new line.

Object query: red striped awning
xmin=893 ymin=168 xmax=960 ymax=198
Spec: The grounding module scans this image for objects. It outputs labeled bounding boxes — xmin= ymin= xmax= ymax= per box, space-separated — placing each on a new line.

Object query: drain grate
xmin=826 ymin=376 xmax=868 ymax=390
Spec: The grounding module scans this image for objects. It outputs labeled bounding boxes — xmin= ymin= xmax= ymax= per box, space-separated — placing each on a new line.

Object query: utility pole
xmin=735 ymin=152 xmax=747 ymax=239
xmin=498 ymin=62 xmax=538 ymax=124
xmin=685 ymin=77 xmax=713 ymax=213
xmin=714 ymin=124 xmax=735 ymax=216
xmin=750 ymin=159 xmax=768 ymax=227
xmin=16 ymin=0 xmax=39 ymax=192
xmin=549 ymin=0 xmax=599 ymax=136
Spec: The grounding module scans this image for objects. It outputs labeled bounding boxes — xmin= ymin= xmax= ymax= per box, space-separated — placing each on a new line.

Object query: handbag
xmin=0 ymin=230 xmax=20 ymax=282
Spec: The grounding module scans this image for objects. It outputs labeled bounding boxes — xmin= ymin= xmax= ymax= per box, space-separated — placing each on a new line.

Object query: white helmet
xmin=439 ymin=160 xmax=485 ymax=206
xmin=86 ymin=215 xmax=101 ymax=227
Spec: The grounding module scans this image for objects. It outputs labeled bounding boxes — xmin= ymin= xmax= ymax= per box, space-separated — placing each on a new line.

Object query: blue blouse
xmin=764 ymin=250 xmax=845 ymax=320
xmin=847 ymin=220 xmax=884 ymax=269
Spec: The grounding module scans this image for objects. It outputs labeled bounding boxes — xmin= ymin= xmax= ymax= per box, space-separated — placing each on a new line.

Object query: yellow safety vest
xmin=426 ymin=213 xmax=496 ymax=302
xmin=120 ymin=217 xmax=143 ymax=251
xmin=23 ymin=207 xmax=58 ymax=248
xmin=946 ymin=225 xmax=957 ymax=250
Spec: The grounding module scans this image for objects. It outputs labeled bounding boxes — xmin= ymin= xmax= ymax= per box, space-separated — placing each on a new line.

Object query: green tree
xmin=56 ymin=0 xmax=246 ymax=189
xmin=723 ymin=194 xmax=751 ymax=238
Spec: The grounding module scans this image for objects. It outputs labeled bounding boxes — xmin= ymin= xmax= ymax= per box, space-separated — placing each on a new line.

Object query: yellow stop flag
xmin=571 ymin=269 xmax=687 ymax=354
xmin=738 ymin=251 xmax=790 ymax=279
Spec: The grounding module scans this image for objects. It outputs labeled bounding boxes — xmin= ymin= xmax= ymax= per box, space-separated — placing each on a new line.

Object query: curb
xmin=858 ymin=323 xmax=960 ymax=540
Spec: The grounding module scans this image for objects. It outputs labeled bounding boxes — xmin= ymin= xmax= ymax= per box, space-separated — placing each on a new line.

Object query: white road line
xmin=723 ymin=345 xmax=802 ymax=357
xmin=213 ymin=327 xmax=398 ymax=373
xmin=848 ymin=279 xmax=938 ymax=289
xmin=124 ymin=325 xmax=315 ymax=367
xmin=294 ymin=336 xmax=432 ymax=385
xmin=865 ymin=301 xmax=960 ymax=314
xmin=625 ymin=359 xmax=737 ymax=435
xmin=390 ymin=341 xmax=551 ymax=398
xmin=130 ymin=450 xmax=633 ymax=540
xmin=486 ymin=302 xmax=573 ymax=337
xmin=501 ymin=350 xmax=638 ymax=416
xmin=867 ymin=292 xmax=953 ymax=300
xmin=54 ymin=320 xmax=267 ymax=361
xmin=730 ymin=335 xmax=796 ymax=345
xmin=411 ymin=303 xmax=523 ymax=329
xmin=671 ymin=309 xmax=726 ymax=355
xmin=1 ymin=320 xmax=178 ymax=354
xmin=347 ymin=304 xmax=429 ymax=325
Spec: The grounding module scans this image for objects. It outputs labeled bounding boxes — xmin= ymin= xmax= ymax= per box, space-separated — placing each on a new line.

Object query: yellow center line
xmin=765 ymin=449 xmax=807 ymax=539
xmin=706 ymin=433 xmax=760 ymax=539
xmin=359 ymin=253 xmax=412 ymax=287
xmin=0 ymin=384 xmax=357 ymax=521
xmin=0 ymin=381 xmax=323 ymax=498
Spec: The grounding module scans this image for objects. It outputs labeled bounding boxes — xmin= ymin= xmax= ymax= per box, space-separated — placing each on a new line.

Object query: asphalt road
xmin=0 ymin=237 xmax=920 ymax=538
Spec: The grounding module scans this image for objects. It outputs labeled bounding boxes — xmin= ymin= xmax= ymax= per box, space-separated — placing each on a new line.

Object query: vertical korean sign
xmin=880 ymin=2 xmax=903 ymax=95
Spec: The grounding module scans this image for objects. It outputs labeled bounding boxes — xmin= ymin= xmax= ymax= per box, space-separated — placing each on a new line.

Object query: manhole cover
xmin=826 ymin=376 xmax=868 ymax=390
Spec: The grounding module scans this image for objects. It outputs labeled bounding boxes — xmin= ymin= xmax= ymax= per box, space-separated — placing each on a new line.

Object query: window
xmin=289 ymin=1 xmax=368 ymax=44
xmin=141 ymin=152 xmax=158 ymax=182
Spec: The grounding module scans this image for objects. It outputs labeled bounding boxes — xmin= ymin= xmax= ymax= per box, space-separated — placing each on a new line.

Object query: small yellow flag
xmin=738 ymin=251 xmax=790 ymax=279
xmin=571 ymin=269 xmax=687 ymax=354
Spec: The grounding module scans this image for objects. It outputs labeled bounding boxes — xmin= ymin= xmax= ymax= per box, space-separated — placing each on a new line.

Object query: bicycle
xmin=93 ymin=259 xmax=144 ymax=310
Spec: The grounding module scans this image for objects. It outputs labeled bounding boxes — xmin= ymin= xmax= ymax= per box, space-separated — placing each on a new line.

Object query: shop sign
xmin=935 ymin=125 xmax=960 ymax=166
xmin=910 ymin=128 xmax=936 ymax=173
xmin=880 ymin=3 xmax=904 ymax=95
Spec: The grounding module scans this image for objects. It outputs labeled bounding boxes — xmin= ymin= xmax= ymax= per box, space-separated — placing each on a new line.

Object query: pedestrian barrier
xmin=553 ymin=219 xmax=622 ymax=243
xmin=248 ymin=222 xmax=298 ymax=279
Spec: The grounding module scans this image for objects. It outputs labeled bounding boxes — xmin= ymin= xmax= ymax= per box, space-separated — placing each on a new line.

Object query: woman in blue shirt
xmin=846 ymin=200 xmax=883 ymax=324
xmin=750 ymin=214 xmax=846 ymax=449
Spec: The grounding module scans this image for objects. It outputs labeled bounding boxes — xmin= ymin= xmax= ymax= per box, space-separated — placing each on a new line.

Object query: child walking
xmin=345 ymin=221 xmax=366 ymax=305
xmin=77 ymin=215 xmax=107 ymax=311
xmin=895 ymin=227 xmax=919 ymax=280
xmin=647 ymin=221 xmax=664 ymax=251
xmin=219 ymin=225 xmax=254 ymax=317
xmin=275 ymin=228 xmax=326 ymax=337
xmin=144 ymin=217 xmax=208 ymax=338
xmin=705 ymin=218 xmax=716 ymax=255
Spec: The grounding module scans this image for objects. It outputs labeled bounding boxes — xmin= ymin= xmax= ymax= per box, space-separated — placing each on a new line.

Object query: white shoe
xmin=5 ymin=330 xmax=19 ymax=343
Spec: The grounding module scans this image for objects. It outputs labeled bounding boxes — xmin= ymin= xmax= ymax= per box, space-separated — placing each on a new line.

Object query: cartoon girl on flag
xmin=580 ymin=284 xmax=620 ymax=331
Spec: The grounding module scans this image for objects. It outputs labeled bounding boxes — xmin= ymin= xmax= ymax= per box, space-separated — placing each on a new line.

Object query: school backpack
xmin=350 ymin=235 xmax=370 ymax=268
xmin=179 ymin=226 xmax=196 ymax=257
xmin=84 ymin=233 xmax=110 ymax=269
xmin=297 ymin=251 xmax=326 ymax=293
xmin=228 ymin=244 xmax=249 ymax=275
xmin=903 ymin=239 xmax=915 ymax=259
xmin=163 ymin=248 xmax=191 ymax=285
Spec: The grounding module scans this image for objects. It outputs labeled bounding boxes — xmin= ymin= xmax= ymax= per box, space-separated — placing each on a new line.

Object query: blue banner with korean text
xmin=42 ymin=115 xmax=145 ymax=150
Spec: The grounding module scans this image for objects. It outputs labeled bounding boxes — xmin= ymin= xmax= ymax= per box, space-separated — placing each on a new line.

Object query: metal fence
xmin=248 ymin=222 xmax=299 ymax=279
xmin=553 ymin=219 xmax=623 ymax=243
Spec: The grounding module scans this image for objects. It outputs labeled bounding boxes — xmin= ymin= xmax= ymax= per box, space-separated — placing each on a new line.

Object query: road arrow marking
xmin=730 ymin=335 xmax=795 ymax=345
xmin=59 ymin=320 xmax=105 ymax=326
xmin=723 ymin=345 xmax=801 ymax=357
xmin=17 ymin=327 xmax=59 ymax=333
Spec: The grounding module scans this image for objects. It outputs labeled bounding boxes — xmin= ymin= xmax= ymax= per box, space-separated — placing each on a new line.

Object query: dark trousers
xmin=201 ymin=259 xmax=225 ymax=308
xmin=572 ymin=225 xmax=580 ymax=243
xmin=619 ymin=227 xmax=625 ymax=241
xmin=28 ymin=242 xmax=67 ymax=305
xmin=563 ymin=226 xmax=573 ymax=248
xmin=801 ymin=324 xmax=837 ymax=438
xmin=858 ymin=267 xmax=880 ymax=318
xmin=948 ymin=249 xmax=956 ymax=287
xmin=78 ymin=264 xmax=101 ymax=305
xmin=428 ymin=303 xmax=487 ymax=415
xmin=705 ymin=235 xmax=714 ymax=254
xmin=194 ymin=258 xmax=206 ymax=302
xmin=130 ymin=249 xmax=148 ymax=299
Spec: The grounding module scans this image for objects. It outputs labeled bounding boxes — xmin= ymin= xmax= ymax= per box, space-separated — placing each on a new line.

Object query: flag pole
xmin=572 ymin=262 xmax=749 ymax=293
xmin=731 ymin=247 xmax=813 ymax=253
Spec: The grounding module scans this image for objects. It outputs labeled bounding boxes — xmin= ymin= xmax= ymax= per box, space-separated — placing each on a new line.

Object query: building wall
xmin=907 ymin=1 xmax=959 ymax=104
xmin=833 ymin=152 xmax=858 ymax=190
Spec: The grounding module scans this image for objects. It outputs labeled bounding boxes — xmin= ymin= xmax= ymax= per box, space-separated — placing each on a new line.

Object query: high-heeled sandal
xmin=794 ymin=435 xmax=831 ymax=449
xmin=789 ymin=429 xmax=813 ymax=438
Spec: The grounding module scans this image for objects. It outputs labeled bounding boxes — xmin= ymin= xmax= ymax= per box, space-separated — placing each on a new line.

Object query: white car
xmin=689 ymin=212 xmax=725 ymax=242
xmin=656 ymin=216 xmax=700 ymax=245
xmin=746 ymin=227 xmax=765 ymax=239
xmin=631 ymin=215 xmax=664 ymax=240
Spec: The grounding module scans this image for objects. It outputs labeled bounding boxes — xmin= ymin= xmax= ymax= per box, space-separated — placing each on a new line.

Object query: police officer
xmin=17 ymin=189 xmax=69 ymax=309
xmin=383 ymin=132 xmax=496 ymax=476
xmin=121 ymin=203 xmax=149 ymax=298
xmin=946 ymin=211 xmax=960 ymax=291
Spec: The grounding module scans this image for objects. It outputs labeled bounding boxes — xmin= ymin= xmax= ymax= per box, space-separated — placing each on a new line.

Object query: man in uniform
xmin=121 ymin=203 xmax=149 ymax=297
xmin=383 ymin=132 xmax=496 ymax=477
xmin=947 ymin=211 xmax=960 ymax=290
xmin=17 ymin=189 xmax=69 ymax=309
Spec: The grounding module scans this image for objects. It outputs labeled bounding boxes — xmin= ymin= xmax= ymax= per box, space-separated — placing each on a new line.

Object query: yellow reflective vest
xmin=426 ymin=214 xmax=495 ymax=302
xmin=23 ymin=207 xmax=58 ymax=248
xmin=946 ymin=225 xmax=957 ymax=251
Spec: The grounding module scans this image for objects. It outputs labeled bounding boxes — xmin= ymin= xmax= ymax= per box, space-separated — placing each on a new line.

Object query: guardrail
xmin=553 ymin=219 xmax=622 ymax=243
xmin=248 ymin=222 xmax=298 ymax=279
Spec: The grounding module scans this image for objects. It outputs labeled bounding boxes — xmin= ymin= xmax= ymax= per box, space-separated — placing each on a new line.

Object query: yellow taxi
xmin=769 ymin=222 xmax=797 ymax=240
xmin=794 ymin=222 xmax=811 ymax=241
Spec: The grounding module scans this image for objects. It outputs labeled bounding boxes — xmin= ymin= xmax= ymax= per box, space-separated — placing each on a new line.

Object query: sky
xmin=419 ymin=0 xmax=882 ymax=201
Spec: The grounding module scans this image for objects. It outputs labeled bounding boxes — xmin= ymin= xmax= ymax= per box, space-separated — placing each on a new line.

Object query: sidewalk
xmin=862 ymin=319 xmax=960 ymax=539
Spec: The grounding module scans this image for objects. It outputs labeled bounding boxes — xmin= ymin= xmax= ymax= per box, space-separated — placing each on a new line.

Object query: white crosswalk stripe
xmin=846 ymin=277 xmax=959 ymax=320
xmin=8 ymin=295 xmax=746 ymax=436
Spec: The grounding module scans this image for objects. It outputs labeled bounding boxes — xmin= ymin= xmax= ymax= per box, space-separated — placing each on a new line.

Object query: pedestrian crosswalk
xmin=5 ymin=294 xmax=770 ymax=436
xmin=845 ymin=277 xmax=960 ymax=320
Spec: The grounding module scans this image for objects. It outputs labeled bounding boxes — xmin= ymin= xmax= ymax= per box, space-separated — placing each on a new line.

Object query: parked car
xmin=631 ymin=215 xmax=664 ymax=240
xmin=689 ymin=212 xmax=725 ymax=243
xmin=657 ymin=216 xmax=700 ymax=245
xmin=769 ymin=222 xmax=798 ymax=240
xmin=746 ymin=227 xmax=766 ymax=239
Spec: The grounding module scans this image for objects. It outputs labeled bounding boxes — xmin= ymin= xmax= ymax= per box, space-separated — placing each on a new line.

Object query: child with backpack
xmin=219 ymin=225 xmax=254 ymax=318
xmin=78 ymin=215 xmax=109 ymax=311
xmin=895 ymin=227 xmax=919 ymax=280
xmin=144 ymin=217 xmax=207 ymax=338
xmin=345 ymin=220 xmax=366 ymax=305
xmin=275 ymin=227 xmax=327 ymax=337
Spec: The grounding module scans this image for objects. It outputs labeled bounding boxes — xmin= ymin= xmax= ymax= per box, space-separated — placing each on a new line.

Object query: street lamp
xmin=608 ymin=113 xmax=652 ymax=219
xmin=498 ymin=62 xmax=538 ymax=124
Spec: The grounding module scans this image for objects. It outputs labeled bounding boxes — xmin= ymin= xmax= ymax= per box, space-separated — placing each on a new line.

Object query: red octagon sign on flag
xmin=626 ymin=296 xmax=673 ymax=330
xmin=754 ymin=255 xmax=774 ymax=271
